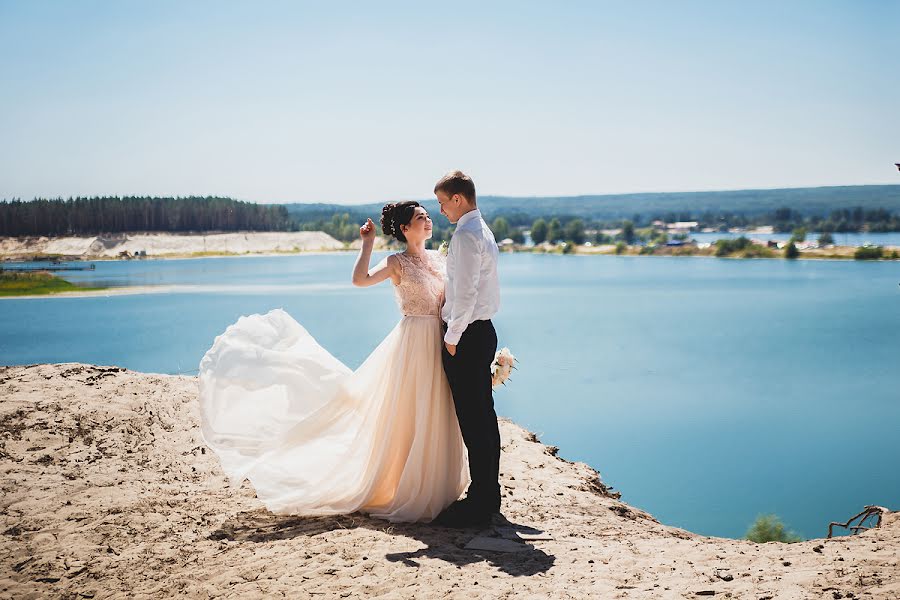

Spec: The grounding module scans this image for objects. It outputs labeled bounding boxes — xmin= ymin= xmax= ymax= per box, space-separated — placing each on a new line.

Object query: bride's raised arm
xmin=352 ymin=218 xmax=400 ymax=287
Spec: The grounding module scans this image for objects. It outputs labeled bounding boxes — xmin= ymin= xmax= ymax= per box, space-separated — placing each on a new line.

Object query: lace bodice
xmin=393 ymin=250 xmax=446 ymax=317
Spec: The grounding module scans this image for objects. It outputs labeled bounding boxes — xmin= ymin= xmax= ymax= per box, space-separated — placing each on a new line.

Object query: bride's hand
xmin=359 ymin=218 xmax=376 ymax=242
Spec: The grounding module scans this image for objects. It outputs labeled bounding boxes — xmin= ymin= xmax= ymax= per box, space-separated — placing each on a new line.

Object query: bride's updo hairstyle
xmin=381 ymin=201 xmax=421 ymax=243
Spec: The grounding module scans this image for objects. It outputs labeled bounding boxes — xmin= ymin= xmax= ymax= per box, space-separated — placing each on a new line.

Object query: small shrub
xmin=743 ymin=245 xmax=774 ymax=258
xmin=615 ymin=241 xmax=627 ymax=255
xmin=854 ymin=246 xmax=883 ymax=260
xmin=715 ymin=236 xmax=752 ymax=257
xmin=745 ymin=514 xmax=803 ymax=543
xmin=784 ymin=242 xmax=799 ymax=259
xmin=790 ymin=227 xmax=807 ymax=243
xmin=651 ymin=232 xmax=668 ymax=245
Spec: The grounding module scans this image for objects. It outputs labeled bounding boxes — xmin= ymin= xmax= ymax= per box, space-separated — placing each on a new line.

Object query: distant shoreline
xmin=539 ymin=243 xmax=898 ymax=260
xmin=0 ymin=284 xmax=179 ymax=300
xmin=2 ymin=230 xmax=898 ymax=264
xmin=3 ymin=242 xmax=896 ymax=300
xmin=3 ymin=241 xmax=898 ymax=265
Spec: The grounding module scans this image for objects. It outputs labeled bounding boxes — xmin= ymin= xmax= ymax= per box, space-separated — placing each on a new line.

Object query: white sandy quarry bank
xmin=1 ymin=364 xmax=897 ymax=599
xmin=0 ymin=231 xmax=345 ymax=258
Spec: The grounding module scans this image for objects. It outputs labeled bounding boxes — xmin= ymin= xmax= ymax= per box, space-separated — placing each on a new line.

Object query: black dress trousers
xmin=442 ymin=319 xmax=501 ymax=514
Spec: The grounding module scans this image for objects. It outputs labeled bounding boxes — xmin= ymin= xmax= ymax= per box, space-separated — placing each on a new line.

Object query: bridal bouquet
xmin=491 ymin=347 xmax=517 ymax=389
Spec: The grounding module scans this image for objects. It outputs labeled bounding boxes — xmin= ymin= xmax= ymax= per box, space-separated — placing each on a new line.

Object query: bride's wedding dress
xmin=198 ymin=250 xmax=469 ymax=522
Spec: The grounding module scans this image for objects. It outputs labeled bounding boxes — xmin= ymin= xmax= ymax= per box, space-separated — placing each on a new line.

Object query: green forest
xmin=284 ymin=184 xmax=900 ymax=222
xmin=2 ymin=185 xmax=899 ymax=241
xmin=284 ymin=184 xmax=900 ymax=242
xmin=295 ymin=205 xmax=900 ymax=247
xmin=0 ymin=196 xmax=292 ymax=237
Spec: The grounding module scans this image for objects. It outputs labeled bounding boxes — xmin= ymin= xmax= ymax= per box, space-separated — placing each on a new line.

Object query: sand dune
xmin=0 ymin=231 xmax=346 ymax=258
xmin=1 ymin=363 xmax=897 ymax=598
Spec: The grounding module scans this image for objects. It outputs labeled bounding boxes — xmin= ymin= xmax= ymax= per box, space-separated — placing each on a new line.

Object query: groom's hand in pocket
xmin=444 ymin=343 xmax=457 ymax=356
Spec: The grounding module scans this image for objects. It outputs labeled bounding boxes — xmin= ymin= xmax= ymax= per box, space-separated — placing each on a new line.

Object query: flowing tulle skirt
xmin=198 ymin=308 xmax=469 ymax=522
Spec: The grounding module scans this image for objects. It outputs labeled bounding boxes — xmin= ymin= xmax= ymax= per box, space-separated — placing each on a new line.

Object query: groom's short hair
xmin=434 ymin=170 xmax=476 ymax=204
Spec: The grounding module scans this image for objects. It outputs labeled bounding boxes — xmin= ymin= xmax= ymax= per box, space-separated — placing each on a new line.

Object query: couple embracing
xmin=199 ymin=170 xmax=503 ymax=528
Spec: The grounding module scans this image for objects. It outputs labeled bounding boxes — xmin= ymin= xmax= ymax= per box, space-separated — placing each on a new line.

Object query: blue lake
xmin=2 ymin=252 xmax=898 ymax=540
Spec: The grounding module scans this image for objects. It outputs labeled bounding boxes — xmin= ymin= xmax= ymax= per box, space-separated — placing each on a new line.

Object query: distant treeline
xmin=288 ymin=204 xmax=900 ymax=247
xmin=744 ymin=206 xmax=900 ymax=233
xmin=284 ymin=184 xmax=900 ymax=223
xmin=282 ymin=184 xmax=900 ymax=242
xmin=461 ymin=206 xmax=900 ymax=232
xmin=4 ymin=187 xmax=900 ymax=241
xmin=0 ymin=196 xmax=292 ymax=236
xmin=601 ymin=206 xmax=900 ymax=233
xmin=481 ymin=185 xmax=900 ymax=221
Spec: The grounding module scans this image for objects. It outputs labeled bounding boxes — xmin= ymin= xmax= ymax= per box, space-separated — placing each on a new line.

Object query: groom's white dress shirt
xmin=442 ymin=209 xmax=500 ymax=346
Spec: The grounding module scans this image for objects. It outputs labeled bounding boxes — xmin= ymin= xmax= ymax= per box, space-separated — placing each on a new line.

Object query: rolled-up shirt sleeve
xmin=444 ymin=231 xmax=481 ymax=345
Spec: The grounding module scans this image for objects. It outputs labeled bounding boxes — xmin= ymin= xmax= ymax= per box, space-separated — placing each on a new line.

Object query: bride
xmin=197 ymin=201 xmax=469 ymax=523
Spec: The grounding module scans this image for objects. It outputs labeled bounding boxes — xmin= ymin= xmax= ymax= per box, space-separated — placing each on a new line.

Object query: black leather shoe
xmin=433 ymin=504 xmax=468 ymax=528
xmin=433 ymin=511 xmax=491 ymax=529
xmin=433 ymin=500 xmax=492 ymax=529
xmin=434 ymin=500 xmax=467 ymax=521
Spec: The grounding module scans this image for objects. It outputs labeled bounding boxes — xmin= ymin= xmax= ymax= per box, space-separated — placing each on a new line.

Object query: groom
xmin=433 ymin=170 xmax=502 ymax=528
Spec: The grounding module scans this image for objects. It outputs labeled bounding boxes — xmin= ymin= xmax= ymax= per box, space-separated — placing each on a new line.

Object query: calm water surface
xmin=2 ymin=253 xmax=897 ymax=539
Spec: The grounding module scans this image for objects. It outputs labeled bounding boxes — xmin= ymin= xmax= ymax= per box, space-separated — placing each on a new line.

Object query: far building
xmin=666 ymin=221 xmax=699 ymax=234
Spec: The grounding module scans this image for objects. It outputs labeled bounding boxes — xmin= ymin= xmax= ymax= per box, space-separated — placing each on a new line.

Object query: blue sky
xmin=1 ymin=0 xmax=898 ymax=204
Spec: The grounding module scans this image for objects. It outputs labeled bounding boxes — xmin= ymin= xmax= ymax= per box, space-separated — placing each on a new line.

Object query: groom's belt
xmin=441 ymin=319 xmax=492 ymax=329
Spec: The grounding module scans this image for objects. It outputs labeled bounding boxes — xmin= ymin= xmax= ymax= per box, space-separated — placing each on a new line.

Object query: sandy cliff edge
xmin=1 ymin=363 xmax=897 ymax=599
xmin=0 ymin=232 xmax=347 ymax=259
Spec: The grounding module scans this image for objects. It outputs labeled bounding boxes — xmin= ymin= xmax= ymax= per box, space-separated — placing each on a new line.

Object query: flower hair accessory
xmin=491 ymin=347 xmax=517 ymax=389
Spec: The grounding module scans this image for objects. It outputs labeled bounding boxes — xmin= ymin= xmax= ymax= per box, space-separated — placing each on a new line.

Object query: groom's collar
xmin=456 ymin=208 xmax=481 ymax=229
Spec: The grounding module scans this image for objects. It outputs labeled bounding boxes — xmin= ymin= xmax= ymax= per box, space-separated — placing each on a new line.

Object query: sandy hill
xmin=1 ymin=364 xmax=897 ymax=599
xmin=0 ymin=231 xmax=344 ymax=259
